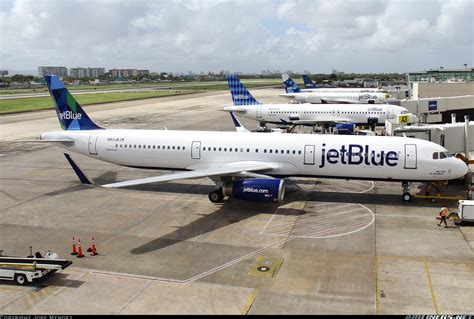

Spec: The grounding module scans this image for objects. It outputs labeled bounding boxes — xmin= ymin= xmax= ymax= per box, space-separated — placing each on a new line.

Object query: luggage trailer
xmin=0 ymin=255 xmax=72 ymax=285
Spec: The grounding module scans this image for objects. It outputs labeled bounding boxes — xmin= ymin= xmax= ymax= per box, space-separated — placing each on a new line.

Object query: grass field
xmin=0 ymin=91 xmax=196 ymax=114
xmin=0 ymin=79 xmax=284 ymax=95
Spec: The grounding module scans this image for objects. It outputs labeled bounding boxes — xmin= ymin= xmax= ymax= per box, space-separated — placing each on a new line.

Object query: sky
xmin=0 ymin=0 xmax=473 ymax=75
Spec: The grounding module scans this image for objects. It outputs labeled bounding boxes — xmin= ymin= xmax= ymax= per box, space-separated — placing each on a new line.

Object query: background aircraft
xmin=281 ymin=74 xmax=393 ymax=104
xmin=224 ymin=74 xmax=416 ymax=130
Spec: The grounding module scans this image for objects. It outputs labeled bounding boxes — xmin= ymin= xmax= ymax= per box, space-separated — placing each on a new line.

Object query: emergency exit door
xmin=191 ymin=141 xmax=201 ymax=159
xmin=404 ymin=144 xmax=417 ymax=169
xmin=304 ymin=145 xmax=315 ymax=165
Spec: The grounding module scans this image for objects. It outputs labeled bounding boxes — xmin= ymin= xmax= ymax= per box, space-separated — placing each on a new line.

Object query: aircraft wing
xmin=64 ymin=153 xmax=272 ymax=188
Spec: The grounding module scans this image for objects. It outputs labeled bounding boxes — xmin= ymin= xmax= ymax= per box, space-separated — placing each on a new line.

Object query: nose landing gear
xmin=402 ymin=182 xmax=412 ymax=202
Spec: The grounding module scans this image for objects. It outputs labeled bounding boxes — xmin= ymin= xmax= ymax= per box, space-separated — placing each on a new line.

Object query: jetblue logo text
xmin=319 ymin=144 xmax=399 ymax=168
xmin=243 ymin=187 xmax=269 ymax=194
xmin=59 ymin=111 xmax=82 ymax=120
xmin=234 ymin=95 xmax=250 ymax=100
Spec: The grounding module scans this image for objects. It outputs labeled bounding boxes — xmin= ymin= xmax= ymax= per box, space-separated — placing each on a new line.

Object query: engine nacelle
xmin=223 ymin=179 xmax=285 ymax=202
xmin=367 ymin=116 xmax=379 ymax=126
xmin=335 ymin=123 xmax=355 ymax=135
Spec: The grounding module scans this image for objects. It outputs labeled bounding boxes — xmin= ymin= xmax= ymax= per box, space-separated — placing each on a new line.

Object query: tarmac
xmin=0 ymin=88 xmax=473 ymax=314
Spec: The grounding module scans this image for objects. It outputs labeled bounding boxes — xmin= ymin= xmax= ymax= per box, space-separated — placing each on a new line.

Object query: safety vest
xmin=440 ymin=207 xmax=448 ymax=217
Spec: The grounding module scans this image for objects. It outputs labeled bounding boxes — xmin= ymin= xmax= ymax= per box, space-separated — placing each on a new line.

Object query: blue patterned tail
xmin=282 ymin=74 xmax=301 ymax=93
xmin=227 ymin=74 xmax=260 ymax=105
xmin=302 ymin=75 xmax=317 ymax=89
xmin=45 ymin=75 xmax=102 ymax=131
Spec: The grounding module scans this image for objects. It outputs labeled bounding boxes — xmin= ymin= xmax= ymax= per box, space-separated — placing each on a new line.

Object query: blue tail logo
xmin=302 ymin=75 xmax=317 ymax=89
xmin=45 ymin=75 xmax=101 ymax=131
xmin=282 ymin=74 xmax=300 ymax=93
xmin=227 ymin=74 xmax=260 ymax=105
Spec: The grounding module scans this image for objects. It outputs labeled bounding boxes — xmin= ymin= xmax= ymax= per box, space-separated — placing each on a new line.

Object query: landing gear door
xmin=304 ymin=145 xmax=315 ymax=165
xmin=88 ymin=134 xmax=99 ymax=155
xmin=191 ymin=141 xmax=201 ymax=160
xmin=404 ymin=144 xmax=417 ymax=169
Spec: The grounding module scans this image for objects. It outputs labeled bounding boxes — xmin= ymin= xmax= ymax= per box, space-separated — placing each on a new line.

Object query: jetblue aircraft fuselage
xmin=42 ymin=129 xmax=466 ymax=182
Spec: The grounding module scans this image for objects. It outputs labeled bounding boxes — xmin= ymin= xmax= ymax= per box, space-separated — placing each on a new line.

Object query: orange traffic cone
xmin=71 ymin=236 xmax=78 ymax=255
xmin=77 ymin=238 xmax=84 ymax=258
xmin=90 ymin=237 xmax=98 ymax=256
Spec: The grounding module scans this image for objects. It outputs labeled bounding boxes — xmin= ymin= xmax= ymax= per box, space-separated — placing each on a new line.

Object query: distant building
xmin=407 ymin=67 xmax=473 ymax=85
xmin=38 ymin=66 xmax=68 ymax=77
xmin=69 ymin=67 xmax=105 ymax=78
xmin=110 ymin=69 xmax=137 ymax=78
xmin=138 ymin=70 xmax=150 ymax=76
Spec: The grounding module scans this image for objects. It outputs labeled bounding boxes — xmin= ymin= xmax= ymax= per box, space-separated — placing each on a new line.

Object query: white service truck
xmin=454 ymin=200 xmax=474 ymax=226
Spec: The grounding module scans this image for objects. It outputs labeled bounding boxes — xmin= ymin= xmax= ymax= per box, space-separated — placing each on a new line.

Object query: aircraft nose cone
xmin=453 ymin=159 xmax=469 ymax=178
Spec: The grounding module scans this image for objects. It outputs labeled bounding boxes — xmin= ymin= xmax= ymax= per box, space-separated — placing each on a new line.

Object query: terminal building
xmin=402 ymin=67 xmax=474 ymax=123
xmin=38 ymin=66 xmax=68 ymax=77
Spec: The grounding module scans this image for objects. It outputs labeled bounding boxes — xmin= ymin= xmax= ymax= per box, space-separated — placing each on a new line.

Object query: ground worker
xmin=438 ymin=205 xmax=449 ymax=227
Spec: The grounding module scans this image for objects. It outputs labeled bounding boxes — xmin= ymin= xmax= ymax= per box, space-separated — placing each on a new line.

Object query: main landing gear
xmin=402 ymin=182 xmax=412 ymax=202
xmin=208 ymin=188 xmax=224 ymax=203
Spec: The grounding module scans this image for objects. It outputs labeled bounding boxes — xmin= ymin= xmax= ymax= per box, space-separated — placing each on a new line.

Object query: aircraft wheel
xmin=402 ymin=192 xmax=412 ymax=202
xmin=208 ymin=190 xmax=224 ymax=203
xmin=15 ymin=274 xmax=27 ymax=285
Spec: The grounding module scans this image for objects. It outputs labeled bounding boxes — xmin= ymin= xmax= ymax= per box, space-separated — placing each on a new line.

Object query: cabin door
xmin=404 ymin=144 xmax=417 ymax=169
xmin=88 ymin=134 xmax=99 ymax=155
xmin=304 ymin=145 xmax=315 ymax=165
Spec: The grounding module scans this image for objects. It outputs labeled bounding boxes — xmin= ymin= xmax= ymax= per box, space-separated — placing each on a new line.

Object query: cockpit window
xmin=433 ymin=151 xmax=452 ymax=160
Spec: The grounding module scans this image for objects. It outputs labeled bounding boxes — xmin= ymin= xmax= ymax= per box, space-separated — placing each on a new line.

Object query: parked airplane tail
xmin=282 ymin=74 xmax=301 ymax=93
xmin=45 ymin=75 xmax=102 ymax=131
xmin=227 ymin=74 xmax=260 ymax=105
xmin=302 ymin=75 xmax=317 ymax=89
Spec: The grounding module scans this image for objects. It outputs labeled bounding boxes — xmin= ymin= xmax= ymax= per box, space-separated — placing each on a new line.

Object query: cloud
xmin=0 ymin=0 xmax=472 ymax=74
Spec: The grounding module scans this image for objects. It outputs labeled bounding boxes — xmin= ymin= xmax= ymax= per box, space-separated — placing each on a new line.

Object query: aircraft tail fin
xmin=282 ymin=74 xmax=301 ymax=93
xmin=302 ymin=75 xmax=317 ymax=89
xmin=45 ymin=75 xmax=102 ymax=131
xmin=227 ymin=74 xmax=260 ymax=105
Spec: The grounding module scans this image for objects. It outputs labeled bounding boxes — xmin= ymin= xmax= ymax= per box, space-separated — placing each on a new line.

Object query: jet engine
xmin=335 ymin=123 xmax=355 ymax=135
xmin=222 ymin=178 xmax=285 ymax=202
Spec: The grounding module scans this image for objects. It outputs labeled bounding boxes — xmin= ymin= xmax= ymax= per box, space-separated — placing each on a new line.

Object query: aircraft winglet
xmin=64 ymin=153 xmax=96 ymax=186
xmin=230 ymin=112 xmax=249 ymax=132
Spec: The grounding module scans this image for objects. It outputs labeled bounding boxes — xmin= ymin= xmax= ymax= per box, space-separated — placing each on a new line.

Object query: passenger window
xmin=224 ymin=148 xmax=227 ymax=151
xmin=167 ymin=146 xmax=170 ymax=149
xmin=229 ymin=148 xmax=232 ymax=152
xmin=264 ymin=149 xmax=267 ymax=153
xmin=177 ymin=146 xmax=180 ymax=150
xmin=153 ymin=145 xmax=156 ymax=149
xmin=246 ymin=148 xmax=250 ymax=152
xmin=269 ymin=150 xmax=273 ymax=153
xmin=298 ymin=150 xmax=302 ymax=155
xmin=138 ymin=145 xmax=141 ymax=149
xmin=183 ymin=146 xmax=185 ymax=150
xmin=287 ymin=150 xmax=290 ymax=154
xmin=213 ymin=147 xmax=216 ymax=151
xmin=172 ymin=146 xmax=175 ymax=150
xmin=255 ymin=149 xmax=259 ymax=153
xmin=219 ymin=148 xmax=222 ymax=151
xmin=157 ymin=146 xmax=160 ymax=149
xmin=124 ymin=145 xmax=127 ymax=148
xmin=292 ymin=150 xmax=295 ymax=154
xmin=432 ymin=152 xmax=438 ymax=160
xmin=275 ymin=150 xmax=278 ymax=154
xmin=115 ymin=144 xmax=118 ymax=148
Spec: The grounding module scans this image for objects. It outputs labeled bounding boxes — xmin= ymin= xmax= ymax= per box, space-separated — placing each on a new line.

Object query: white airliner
xmin=281 ymin=74 xmax=393 ymax=104
xmin=223 ymin=74 xmax=415 ymax=127
xmin=38 ymin=75 xmax=467 ymax=204
xmin=302 ymin=74 xmax=384 ymax=93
